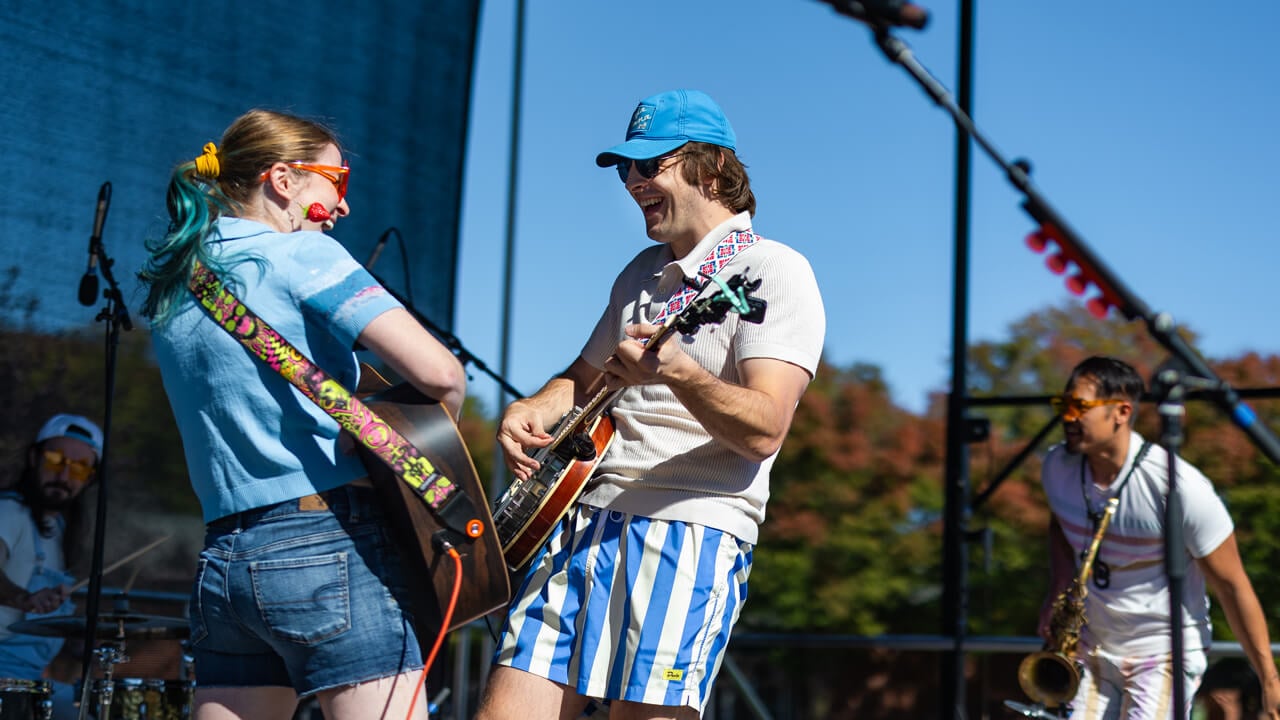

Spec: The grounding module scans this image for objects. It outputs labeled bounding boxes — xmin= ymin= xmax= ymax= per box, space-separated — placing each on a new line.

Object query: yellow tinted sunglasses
xmin=1049 ymin=395 xmax=1127 ymax=420
xmin=42 ymin=449 xmax=96 ymax=484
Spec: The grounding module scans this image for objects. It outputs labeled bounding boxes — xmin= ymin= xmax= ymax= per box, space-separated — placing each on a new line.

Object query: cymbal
xmin=8 ymin=613 xmax=189 ymax=640
xmin=1003 ymin=700 xmax=1057 ymax=718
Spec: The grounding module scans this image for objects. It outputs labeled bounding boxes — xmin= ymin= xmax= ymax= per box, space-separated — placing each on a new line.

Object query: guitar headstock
xmin=669 ymin=272 xmax=767 ymax=336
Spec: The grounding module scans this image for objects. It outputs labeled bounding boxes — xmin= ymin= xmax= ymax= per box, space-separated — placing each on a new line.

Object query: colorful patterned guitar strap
xmin=647 ymin=230 xmax=759 ymax=330
xmin=187 ymin=259 xmax=483 ymax=540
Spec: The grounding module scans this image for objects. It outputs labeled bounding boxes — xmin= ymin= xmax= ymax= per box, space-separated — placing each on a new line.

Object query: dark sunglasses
xmin=615 ymin=153 xmax=685 ymax=183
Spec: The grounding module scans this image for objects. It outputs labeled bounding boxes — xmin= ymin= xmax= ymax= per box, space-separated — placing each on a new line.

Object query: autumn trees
xmin=3 ymin=287 xmax=1278 ymax=644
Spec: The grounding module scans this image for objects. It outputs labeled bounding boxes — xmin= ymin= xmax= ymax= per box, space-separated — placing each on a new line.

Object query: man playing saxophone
xmin=1036 ymin=356 xmax=1280 ymax=718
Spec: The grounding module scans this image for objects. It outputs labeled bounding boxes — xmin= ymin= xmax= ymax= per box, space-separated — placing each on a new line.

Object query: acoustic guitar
xmin=357 ymin=366 xmax=510 ymax=636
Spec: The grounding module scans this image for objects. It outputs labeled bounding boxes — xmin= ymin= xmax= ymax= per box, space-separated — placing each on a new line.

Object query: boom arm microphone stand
xmin=77 ymin=181 xmax=135 ymax=720
xmin=367 ymin=270 xmax=525 ymax=400
xmin=364 ymin=228 xmax=524 ymax=400
xmin=842 ymin=17 xmax=1280 ymax=716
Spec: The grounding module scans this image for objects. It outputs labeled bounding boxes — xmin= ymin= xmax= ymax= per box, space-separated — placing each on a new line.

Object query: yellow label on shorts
xmin=663 ymin=668 xmax=684 ymax=681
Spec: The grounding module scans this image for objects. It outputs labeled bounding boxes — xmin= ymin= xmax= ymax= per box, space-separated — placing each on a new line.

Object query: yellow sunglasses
xmin=1049 ymin=395 xmax=1127 ymax=420
xmin=42 ymin=449 xmax=96 ymax=484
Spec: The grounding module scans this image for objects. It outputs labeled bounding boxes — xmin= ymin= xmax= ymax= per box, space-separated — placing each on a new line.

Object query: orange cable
xmin=406 ymin=546 xmax=463 ymax=720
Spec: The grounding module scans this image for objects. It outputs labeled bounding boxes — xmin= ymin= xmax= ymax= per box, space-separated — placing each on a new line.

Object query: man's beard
xmin=39 ymin=485 xmax=76 ymax=511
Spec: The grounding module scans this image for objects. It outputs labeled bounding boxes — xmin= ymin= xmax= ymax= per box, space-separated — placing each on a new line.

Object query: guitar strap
xmin=187 ymin=260 xmax=479 ymax=536
xmin=647 ymin=230 xmax=758 ymax=328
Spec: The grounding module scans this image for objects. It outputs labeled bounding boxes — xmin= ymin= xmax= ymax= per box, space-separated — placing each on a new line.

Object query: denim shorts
xmin=189 ymin=484 xmax=424 ymax=695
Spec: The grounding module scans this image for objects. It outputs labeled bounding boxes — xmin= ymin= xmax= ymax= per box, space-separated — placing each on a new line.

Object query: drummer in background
xmin=0 ymin=413 xmax=102 ymax=719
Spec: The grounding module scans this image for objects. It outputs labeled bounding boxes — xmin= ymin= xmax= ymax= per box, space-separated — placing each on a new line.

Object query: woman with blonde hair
xmin=141 ymin=109 xmax=464 ymax=720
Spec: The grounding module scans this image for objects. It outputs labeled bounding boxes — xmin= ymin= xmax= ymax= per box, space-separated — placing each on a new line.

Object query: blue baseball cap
xmin=595 ymin=89 xmax=737 ymax=167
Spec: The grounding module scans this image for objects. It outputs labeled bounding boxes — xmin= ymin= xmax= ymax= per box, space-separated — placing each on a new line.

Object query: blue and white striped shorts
xmin=494 ymin=505 xmax=753 ymax=713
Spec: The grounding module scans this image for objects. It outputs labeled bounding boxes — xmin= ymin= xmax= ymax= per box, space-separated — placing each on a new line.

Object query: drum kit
xmin=1 ymin=604 xmax=192 ymax=720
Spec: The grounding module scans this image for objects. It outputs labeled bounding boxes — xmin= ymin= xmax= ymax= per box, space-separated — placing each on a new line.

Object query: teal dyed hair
xmin=139 ymin=109 xmax=341 ymax=324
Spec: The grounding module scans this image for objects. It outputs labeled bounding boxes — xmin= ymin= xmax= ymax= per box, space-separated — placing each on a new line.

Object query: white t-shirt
xmin=1041 ymin=430 xmax=1234 ymax=656
xmin=0 ymin=495 xmax=71 ymax=677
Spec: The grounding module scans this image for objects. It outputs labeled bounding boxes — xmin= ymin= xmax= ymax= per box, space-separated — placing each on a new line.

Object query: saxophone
xmin=1017 ymin=496 xmax=1117 ymax=707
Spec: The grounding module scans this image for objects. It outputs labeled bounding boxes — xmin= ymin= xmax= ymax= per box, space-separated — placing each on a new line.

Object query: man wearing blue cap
xmin=478 ymin=90 xmax=825 ymax=719
xmin=0 ymin=413 xmax=103 ymax=718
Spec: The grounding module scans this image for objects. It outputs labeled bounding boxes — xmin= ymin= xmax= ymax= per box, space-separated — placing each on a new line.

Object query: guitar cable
xmin=406 ymin=543 xmax=463 ymax=720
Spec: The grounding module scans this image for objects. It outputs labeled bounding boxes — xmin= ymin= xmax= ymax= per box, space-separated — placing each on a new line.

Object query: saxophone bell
xmin=1017 ymin=650 xmax=1081 ymax=706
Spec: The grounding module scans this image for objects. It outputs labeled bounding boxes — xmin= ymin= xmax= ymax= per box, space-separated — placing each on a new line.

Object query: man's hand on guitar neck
xmin=608 ymin=324 xmax=812 ymax=463
xmin=602 ymin=323 xmax=700 ymax=391
xmin=497 ymin=356 xmax=601 ymax=481
xmin=497 ymin=401 xmax=554 ymax=481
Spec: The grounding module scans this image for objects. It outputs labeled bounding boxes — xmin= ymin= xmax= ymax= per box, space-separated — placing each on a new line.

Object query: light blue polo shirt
xmin=152 ymin=217 xmax=401 ymax=522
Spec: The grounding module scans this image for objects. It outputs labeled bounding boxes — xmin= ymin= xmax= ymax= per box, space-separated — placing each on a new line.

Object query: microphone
xmin=822 ymin=0 xmax=929 ymax=30
xmin=1149 ymin=322 xmax=1280 ymax=465
xmin=79 ymin=182 xmax=111 ymax=306
xmin=366 ymin=228 xmax=393 ymax=270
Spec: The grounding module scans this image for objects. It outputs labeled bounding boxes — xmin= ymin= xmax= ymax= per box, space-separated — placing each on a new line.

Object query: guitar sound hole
xmin=568 ymin=433 xmax=596 ymax=461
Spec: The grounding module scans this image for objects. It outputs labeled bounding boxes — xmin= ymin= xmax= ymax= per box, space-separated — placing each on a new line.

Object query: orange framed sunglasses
xmin=1049 ymin=395 xmax=1127 ymax=420
xmin=259 ymin=161 xmax=350 ymax=200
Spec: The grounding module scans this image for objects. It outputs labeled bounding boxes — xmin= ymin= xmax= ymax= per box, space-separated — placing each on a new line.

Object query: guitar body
xmin=356 ymin=369 xmax=510 ymax=639
xmin=493 ymin=414 xmax=616 ymax=570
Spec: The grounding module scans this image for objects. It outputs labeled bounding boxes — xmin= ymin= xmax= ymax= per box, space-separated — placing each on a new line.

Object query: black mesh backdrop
xmin=0 ymin=1 xmax=481 ymax=609
xmin=0 ymin=0 xmax=478 ymax=332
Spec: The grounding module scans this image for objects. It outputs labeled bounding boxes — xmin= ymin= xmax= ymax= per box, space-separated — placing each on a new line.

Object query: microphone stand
xmin=77 ymin=190 xmax=134 ymax=720
xmin=856 ymin=21 xmax=1280 ymax=717
xmin=1150 ymin=369 xmax=1191 ymax=718
xmin=368 ymin=270 xmax=524 ymax=400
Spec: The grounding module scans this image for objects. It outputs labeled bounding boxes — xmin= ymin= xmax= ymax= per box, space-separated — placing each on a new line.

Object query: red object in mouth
xmin=304 ymin=202 xmax=332 ymax=222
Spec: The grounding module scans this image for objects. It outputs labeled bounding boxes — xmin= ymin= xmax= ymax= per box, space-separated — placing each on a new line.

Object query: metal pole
xmin=940 ymin=0 xmax=976 ymax=717
xmin=493 ymin=0 xmax=526 ymax=499
xmin=480 ymin=0 xmax=526 ymax=713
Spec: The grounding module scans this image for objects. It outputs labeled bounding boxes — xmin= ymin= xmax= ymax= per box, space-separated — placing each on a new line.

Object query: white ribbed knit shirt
xmin=577 ymin=213 xmax=825 ymax=543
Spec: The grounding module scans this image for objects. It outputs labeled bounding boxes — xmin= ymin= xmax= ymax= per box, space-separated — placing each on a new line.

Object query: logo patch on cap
xmin=629 ymin=104 xmax=655 ymax=134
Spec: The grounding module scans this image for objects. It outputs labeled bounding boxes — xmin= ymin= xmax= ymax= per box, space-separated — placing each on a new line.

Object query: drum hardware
xmin=66 ymin=642 xmax=129 ymax=720
xmin=1003 ymin=699 xmax=1068 ymax=718
xmin=0 ymin=678 xmax=53 ymax=720
xmin=7 ymin=613 xmax=188 ymax=642
xmin=2 ymin=595 xmax=191 ymax=720
xmin=87 ymin=677 xmax=193 ymax=720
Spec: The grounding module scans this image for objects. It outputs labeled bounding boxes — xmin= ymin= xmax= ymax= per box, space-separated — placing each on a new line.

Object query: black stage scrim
xmin=0 ymin=0 xmax=480 ymax=602
xmin=0 ymin=0 xmax=477 ymax=334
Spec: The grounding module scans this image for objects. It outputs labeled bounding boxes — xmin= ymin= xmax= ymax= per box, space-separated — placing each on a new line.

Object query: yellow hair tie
xmin=194 ymin=142 xmax=220 ymax=179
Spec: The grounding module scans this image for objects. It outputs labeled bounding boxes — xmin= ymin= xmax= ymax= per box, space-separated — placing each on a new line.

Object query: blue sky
xmin=454 ymin=1 xmax=1280 ymax=414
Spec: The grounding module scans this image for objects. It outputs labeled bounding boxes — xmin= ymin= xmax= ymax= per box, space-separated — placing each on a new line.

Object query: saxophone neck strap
xmin=1079 ymin=439 xmax=1153 ymax=524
